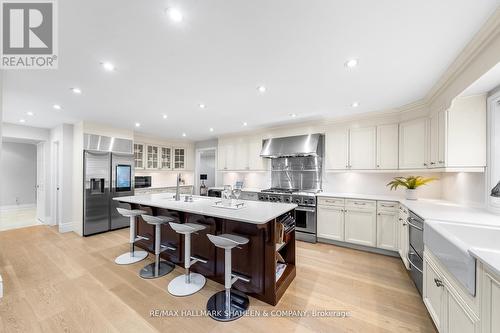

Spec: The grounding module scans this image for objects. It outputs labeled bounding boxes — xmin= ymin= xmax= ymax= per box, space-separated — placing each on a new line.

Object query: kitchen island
xmin=114 ymin=193 xmax=297 ymax=305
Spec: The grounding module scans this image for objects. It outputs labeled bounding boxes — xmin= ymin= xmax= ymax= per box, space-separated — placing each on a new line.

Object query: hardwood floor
xmin=0 ymin=225 xmax=436 ymax=333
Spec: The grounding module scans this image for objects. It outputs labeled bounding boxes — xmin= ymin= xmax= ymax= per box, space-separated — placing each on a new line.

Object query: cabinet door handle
xmin=438 ymin=160 xmax=445 ymax=164
xmin=434 ymin=278 xmax=444 ymax=288
xmin=377 ymin=213 xmax=381 ymax=216
xmin=423 ymin=163 xmax=428 ymax=166
xmin=354 ymin=202 xmax=366 ymax=205
xmin=430 ymin=162 xmax=435 ymax=165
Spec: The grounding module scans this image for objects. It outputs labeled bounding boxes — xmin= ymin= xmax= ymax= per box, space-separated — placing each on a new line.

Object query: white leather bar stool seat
xmin=168 ymin=222 xmax=208 ymax=296
xmin=139 ymin=215 xmax=176 ymax=279
xmin=206 ymin=233 xmax=250 ymax=322
xmin=114 ymin=208 xmax=149 ymax=265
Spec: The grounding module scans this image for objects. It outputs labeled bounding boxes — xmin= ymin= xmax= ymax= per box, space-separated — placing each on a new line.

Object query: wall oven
xmin=407 ymin=210 xmax=424 ymax=295
xmin=294 ymin=205 xmax=316 ymax=240
xmin=134 ymin=176 xmax=151 ymax=189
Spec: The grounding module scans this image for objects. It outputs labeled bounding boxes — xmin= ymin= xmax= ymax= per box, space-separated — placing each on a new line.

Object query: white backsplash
xmin=218 ymin=170 xmax=487 ymax=205
xmin=135 ymin=171 xmax=194 ymax=188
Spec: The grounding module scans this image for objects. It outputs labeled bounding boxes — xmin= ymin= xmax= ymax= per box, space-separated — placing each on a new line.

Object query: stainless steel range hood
xmin=260 ymin=134 xmax=323 ymax=158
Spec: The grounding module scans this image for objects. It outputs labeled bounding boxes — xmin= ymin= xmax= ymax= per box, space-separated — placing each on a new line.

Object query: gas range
xmin=258 ymin=188 xmax=319 ymax=207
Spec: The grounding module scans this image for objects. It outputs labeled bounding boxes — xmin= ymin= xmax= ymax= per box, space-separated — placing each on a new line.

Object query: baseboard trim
xmin=58 ymin=223 xmax=74 ymax=233
xmin=0 ymin=204 xmax=36 ymax=212
xmin=317 ymin=237 xmax=400 ymax=257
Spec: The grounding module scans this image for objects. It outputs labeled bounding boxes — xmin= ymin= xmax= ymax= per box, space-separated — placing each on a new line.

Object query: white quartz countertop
xmin=469 ymin=248 xmax=500 ymax=277
xmin=208 ymin=187 xmax=264 ymax=193
xmin=318 ymin=191 xmax=500 ymax=276
xmin=114 ymin=193 xmax=296 ymax=224
xmin=135 ymin=185 xmax=193 ymax=190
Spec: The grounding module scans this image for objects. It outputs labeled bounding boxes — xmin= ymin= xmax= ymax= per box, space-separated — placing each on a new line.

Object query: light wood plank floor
xmin=0 ymin=225 xmax=436 ymax=333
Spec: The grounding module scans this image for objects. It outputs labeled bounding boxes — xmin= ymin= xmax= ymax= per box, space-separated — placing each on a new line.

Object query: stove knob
xmin=294 ymin=199 xmax=301 ymax=204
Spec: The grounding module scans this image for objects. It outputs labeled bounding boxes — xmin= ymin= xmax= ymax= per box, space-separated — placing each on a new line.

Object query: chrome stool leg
xmin=140 ymin=223 xmax=174 ymax=279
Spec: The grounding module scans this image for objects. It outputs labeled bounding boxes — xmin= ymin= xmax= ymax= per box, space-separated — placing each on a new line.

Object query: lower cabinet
xmin=344 ymin=207 xmax=376 ymax=247
xmin=482 ymin=268 xmax=500 ymax=333
xmin=398 ymin=205 xmax=410 ymax=269
xmin=376 ymin=210 xmax=398 ymax=251
xmin=317 ymin=205 xmax=344 ymax=241
xmin=423 ymin=250 xmax=480 ymax=333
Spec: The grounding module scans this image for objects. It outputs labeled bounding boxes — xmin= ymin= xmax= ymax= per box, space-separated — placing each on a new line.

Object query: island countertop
xmin=114 ymin=193 xmax=297 ymax=224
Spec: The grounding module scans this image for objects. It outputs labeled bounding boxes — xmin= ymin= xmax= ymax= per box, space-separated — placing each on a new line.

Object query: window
xmin=487 ymin=90 xmax=500 ymax=211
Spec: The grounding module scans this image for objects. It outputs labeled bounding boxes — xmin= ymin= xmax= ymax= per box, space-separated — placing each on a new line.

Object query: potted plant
xmin=386 ymin=176 xmax=437 ymax=200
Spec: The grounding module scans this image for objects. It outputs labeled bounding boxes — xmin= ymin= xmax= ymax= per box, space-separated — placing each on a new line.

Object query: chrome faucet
xmin=174 ymin=173 xmax=181 ymax=201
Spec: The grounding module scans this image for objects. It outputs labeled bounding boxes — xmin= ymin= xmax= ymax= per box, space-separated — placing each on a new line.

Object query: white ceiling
xmin=3 ymin=0 xmax=500 ymax=141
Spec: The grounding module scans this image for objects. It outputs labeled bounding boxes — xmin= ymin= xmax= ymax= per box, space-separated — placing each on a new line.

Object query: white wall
xmin=50 ymin=124 xmax=74 ymax=233
xmin=199 ymin=150 xmax=216 ymax=188
xmin=0 ymin=142 xmax=37 ymax=207
xmin=2 ymin=123 xmax=50 ymax=142
xmin=440 ymin=172 xmax=486 ymax=206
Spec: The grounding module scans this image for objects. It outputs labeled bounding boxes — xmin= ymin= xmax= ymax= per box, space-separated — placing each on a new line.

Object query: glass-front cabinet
xmin=160 ymin=147 xmax=172 ymax=170
xmin=174 ymin=148 xmax=186 ymax=170
xmin=134 ymin=143 xmax=145 ymax=169
xmin=146 ymin=145 xmax=159 ymax=169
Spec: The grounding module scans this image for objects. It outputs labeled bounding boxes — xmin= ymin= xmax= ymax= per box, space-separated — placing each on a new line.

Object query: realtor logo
xmin=1 ymin=0 xmax=58 ymax=69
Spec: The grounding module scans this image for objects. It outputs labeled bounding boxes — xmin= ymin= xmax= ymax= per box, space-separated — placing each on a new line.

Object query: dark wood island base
xmin=127 ymin=203 xmax=296 ymax=306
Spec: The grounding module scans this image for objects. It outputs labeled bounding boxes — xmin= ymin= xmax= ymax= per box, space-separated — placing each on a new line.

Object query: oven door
xmin=294 ymin=206 xmax=316 ymax=234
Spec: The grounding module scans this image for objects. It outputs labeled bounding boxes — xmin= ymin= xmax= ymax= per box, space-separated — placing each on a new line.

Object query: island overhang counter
xmin=114 ymin=193 xmax=297 ymax=306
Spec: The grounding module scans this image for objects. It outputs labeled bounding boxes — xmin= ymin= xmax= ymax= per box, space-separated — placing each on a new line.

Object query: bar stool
xmin=139 ymin=215 xmax=176 ymax=279
xmin=206 ymin=234 xmax=251 ymax=322
xmin=167 ymin=222 xmax=208 ymax=296
xmin=115 ymin=208 xmax=149 ymax=265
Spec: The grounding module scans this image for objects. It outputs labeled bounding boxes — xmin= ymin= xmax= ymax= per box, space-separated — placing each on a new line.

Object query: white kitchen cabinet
xmin=424 ymin=255 xmax=445 ymax=331
xmin=349 ymin=127 xmax=376 ymax=169
xmin=317 ymin=205 xmax=345 ymax=241
xmin=447 ymin=95 xmax=486 ymax=168
xmin=376 ymin=124 xmax=399 ymax=169
xmin=376 ymin=209 xmax=398 ymax=251
xmin=482 ymin=269 xmax=500 ymax=333
xmin=423 ymin=250 xmax=480 ymax=333
xmin=344 ymin=201 xmax=377 ymax=247
xmin=429 ymin=110 xmax=447 ymax=168
xmin=146 ymin=145 xmax=159 ymax=169
xmin=399 ymin=118 xmax=428 ymax=169
xmin=218 ymin=141 xmax=235 ymax=170
xmin=248 ymin=137 xmax=268 ymax=171
xmin=398 ymin=205 xmax=410 ymax=269
xmin=173 ymin=147 xmax=186 ymax=170
xmin=325 ymin=128 xmax=349 ymax=169
xmin=134 ymin=143 xmax=145 ymax=169
xmin=160 ymin=146 xmax=172 ymax=170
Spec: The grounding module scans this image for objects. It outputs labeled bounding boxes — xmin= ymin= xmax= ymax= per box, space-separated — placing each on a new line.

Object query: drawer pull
xmin=380 ymin=204 xmax=395 ymax=208
xmin=434 ymin=278 xmax=444 ymax=288
xmin=353 ymin=202 xmax=366 ymax=205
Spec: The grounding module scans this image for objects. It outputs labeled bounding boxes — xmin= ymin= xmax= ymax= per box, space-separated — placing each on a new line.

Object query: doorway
xmin=0 ymin=139 xmax=39 ymax=231
xmin=195 ymin=148 xmax=216 ymax=195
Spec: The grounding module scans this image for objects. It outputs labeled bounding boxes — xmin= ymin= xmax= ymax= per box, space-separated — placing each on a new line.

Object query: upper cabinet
xmin=399 ymin=118 xmax=428 ymax=169
xmin=349 ymin=127 xmax=376 ymax=169
xmin=377 ymin=124 xmax=399 ymax=169
xmin=146 ymin=145 xmax=160 ymax=169
xmin=446 ymin=95 xmax=486 ymax=168
xmin=134 ymin=143 xmax=145 ymax=169
xmin=218 ymin=136 xmax=268 ymax=171
xmin=134 ymin=139 xmax=192 ymax=171
xmin=325 ymin=128 xmax=349 ymax=170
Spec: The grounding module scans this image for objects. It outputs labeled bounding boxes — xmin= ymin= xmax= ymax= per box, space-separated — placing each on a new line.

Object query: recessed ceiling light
xmin=19 ymin=119 xmax=26 ymax=123
xmin=53 ymin=104 xmax=62 ymax=110
xmin=345 ymin=58 xmax=358 ymax=69
xmin=242 ymin=122 xmax=248 ymax=127
xmin=101 ymin=61 xmax=115 ymax=71
xmin=182 ymin=132 xmax=187 ymax=137
xmin=199 ymin=103 xmax=206 ymax=109
xmin=257 ymin=85 xmax=266 ymax=93
xmin=209 ymin=128 xmax=214 ymax=132
xmin=351 ymin=101 xmax=360 ymax=108
xmin=162 ymin=114 xmax=168 ymax=119
xmin=290 ymin=113 xmax=297 ymax=118
xmin=135 ymin=122 xmax=141 ymax=127
xmin=71 ymin=87 xmax=82 ymax=94
xmin=166 ymin=8 xmax=183 ymax=22
xmin=26 ymin=111 xmax=34 ymax=116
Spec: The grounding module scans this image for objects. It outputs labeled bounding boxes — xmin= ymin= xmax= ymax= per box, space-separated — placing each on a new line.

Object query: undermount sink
xmin=424 ymin=220 xmax=500 ymax=296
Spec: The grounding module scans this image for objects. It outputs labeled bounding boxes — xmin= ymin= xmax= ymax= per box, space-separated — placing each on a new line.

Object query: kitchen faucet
xmin=175 ymin=173 xmax=181 ymax=201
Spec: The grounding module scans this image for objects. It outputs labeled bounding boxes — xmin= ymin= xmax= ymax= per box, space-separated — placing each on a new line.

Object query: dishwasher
xmin=407 ymin=210 xmax=424 ymax=295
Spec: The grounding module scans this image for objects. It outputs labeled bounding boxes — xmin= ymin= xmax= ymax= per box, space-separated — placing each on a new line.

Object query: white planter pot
xmin=406 ymin=189 xmax=418 ymax=200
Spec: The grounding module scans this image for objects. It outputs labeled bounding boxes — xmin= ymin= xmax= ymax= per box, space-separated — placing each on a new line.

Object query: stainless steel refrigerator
xmin=83 ymin=150 xmax=135 ymax=236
